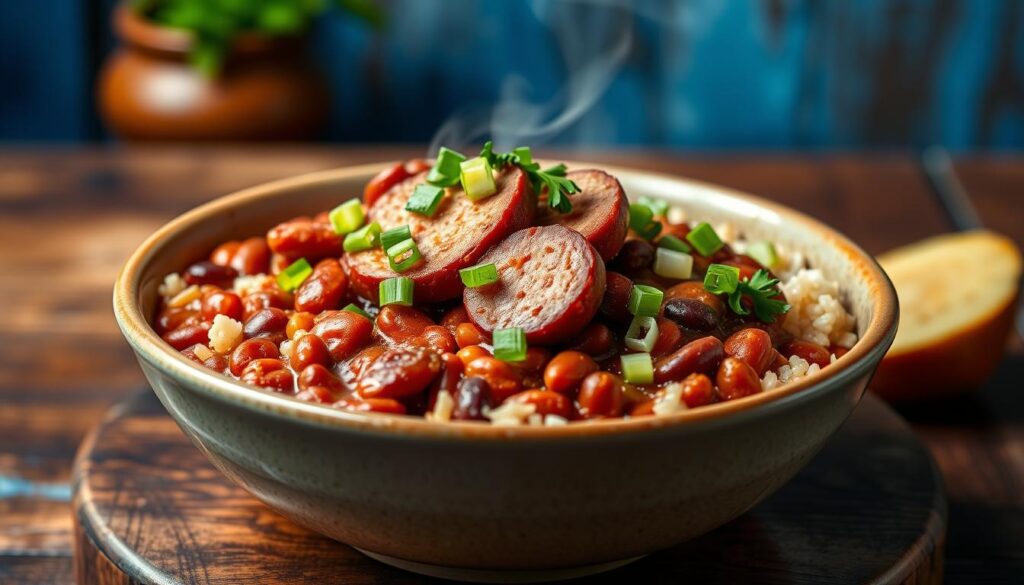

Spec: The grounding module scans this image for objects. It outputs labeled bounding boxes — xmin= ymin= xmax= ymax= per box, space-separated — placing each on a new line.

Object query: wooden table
xmin=1 ymin=147 xmax=1021 ymax=583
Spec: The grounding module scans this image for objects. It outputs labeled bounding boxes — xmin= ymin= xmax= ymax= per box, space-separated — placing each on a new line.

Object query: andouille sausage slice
xmin=343 ymin=167 xmax=535 ymax=303
xmin=464 ymin=225 xmax=606 ymax=344
xmin=536 ymin=169 xmax=628 ymax=261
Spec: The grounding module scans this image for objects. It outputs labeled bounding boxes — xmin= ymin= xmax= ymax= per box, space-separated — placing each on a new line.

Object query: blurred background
xmin=1 ymin=0 xmax=1022 ymax=150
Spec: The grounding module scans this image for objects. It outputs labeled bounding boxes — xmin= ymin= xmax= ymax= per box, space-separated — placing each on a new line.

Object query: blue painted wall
xmin=1 ymin=0 xmax=1022 ymax=149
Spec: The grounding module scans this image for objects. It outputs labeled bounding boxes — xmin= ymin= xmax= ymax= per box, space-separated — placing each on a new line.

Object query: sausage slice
xmin=537 ymin=169 xmax=629 ymax=261
xmin=343 ymin=167 xmax=535 ymax=303
xmin=463 ymin=225 xmax=606 ymax=344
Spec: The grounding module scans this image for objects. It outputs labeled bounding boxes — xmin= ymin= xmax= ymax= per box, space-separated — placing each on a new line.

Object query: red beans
xmin=295 ymin=259 xmax=348 ymax=313
xmin=440 ymin=306 xmax=471 ymax=335
xmin=650 ymin=317 xmax=682 ymax=358
xmin=653 ymin=336 xmax=725 ymax=384
xmin=337 ymin=397 xmax=408 ymax=415
xmin=569 ymin=323 xmax=615 ymax=358
xmin=312 ymin=310 xmax=374 ymax=361
xmin=201 ymin=290 xmax=243 ymax=322
xmin=230 ymin=237 xmax=271 ymax=276
xmin=783 ymin=340 xmax=831 ymax=368
xmin=724 ymin=328 xmax=775 ymax=375
xmin=577 ymin=372 xmax=624 ymax=418
xmin=507 ymin=390 xmax=572 ymax=419
xmin=243 ymin=308 xmax=289 ymax=345
xmin=240 ymin=358 xmax=294 ymax=393
xmin=297 ymin=363 xmax=343 ymax=392
xmin=456 ymin=345 xmax=490 ymax=367
xmin=210 ymin=241 xmax=240 ymax=267
xmin=290 ymin=334 xmax=332 ymax=371
xmin=464 ymin=357 xmax=523 ymax=405
xmin=184 ymin=261 xmax=237 ymax=288
xmin=229 ymin=338 xmax=280 ymax=376
xmin=543 ymin=351 xmax=598 ymax=395
xmin=363 ymin=159 xmax=430 ymax=207
xmin=266 ymin=217 xmax=341 ymax=262
xmin=716 ymin=357 xmax=762 ymax=401
xmin=355 ymin=348 xmax=442 ymax=399
xmin=452 ymin=377 xmax=489 ymax=421
xmin=163 ymin=323 xmax=210 ymax=350
xmin=295 ymin=385 xmax=335 ymax=404
xmin=610 ymin=239 xmax=655 ymax=275
xmin=600 ymin=272 xmax=634 ymax=325
xmin=680 ymin=373 xmax=716 ymax=408
xmin=662 ymin=298 xmax=718 ymax=332
xmin=377 ymin=305 xmax=457 ymax=353
xmin=242 ymin=290 xmax=291 ymax=320
xmin=664 ymin=281 xmax=724 ymax=315
xmin=429 ymin=353 xmax=464 ymax=409
xmin=286 ymin=311 xmax=315 ymax=339
xmin=455 ymin=322 xmax=489 ymax=349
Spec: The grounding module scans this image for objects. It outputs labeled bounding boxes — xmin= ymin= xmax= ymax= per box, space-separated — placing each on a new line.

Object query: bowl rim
xmin=113 ymin=160 xmax=899 ymax=441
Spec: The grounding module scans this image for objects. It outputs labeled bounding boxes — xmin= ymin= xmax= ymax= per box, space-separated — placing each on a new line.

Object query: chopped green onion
xmin=654 ymin=247 xmax=694 ymax=280
xmin=379 ymin=276 xmax=414 ymax=306
xmin=686 ymin=222 xmax=724 ymax=256
xmin=381 ymin=225 xmax=412 ymax=251
xmin=621 ymin=352 xmax=654 ymax=384
xmin=328 ymin=199 xmax=365 ymax=235
xmin=704 ymin=264 xmax=741 ymax=295
xmin=460 ymin=157 xmax=497 ymax=201
xmin=459 ymin=263 xmax=499 ymax=288
xmin=634 ymin=220 xmax=662 ymax=240
xmin=658 ymin=234 xmax=692 ymax=253
xmin=628 ymin=203 xmax=654 ymax=232
xmin=512 ymin=146 xmax=533 ymax=166
xmin=342 ymin=303 xmax=371 ymax=320
xmin=492 ymin=327 xmax=527 ymax=362
xmin=276 ymin=258 xmax=312 ymax=292
xmin=624 ymin=316 xmax=659 ymax=353
xmin=386 ymin=238 xmax=423 ymax=272
xmin=343 ymin=221 xmax=381 ymax=253
xmin=746 ymin=241 xmax=779 ymax=269
xmin=627 ymin=284 xmax=664 ymax=317
xmin=405 ymin=184 xmax=445 ymax=217
xmin=427 ymin=147 xmax=467 ymax=187
xmin=638 ymin=196 xmax=669 ymax=217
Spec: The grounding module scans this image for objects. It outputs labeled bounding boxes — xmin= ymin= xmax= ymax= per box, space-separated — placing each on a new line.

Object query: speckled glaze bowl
xmin=113 ymin=162 xmax=898 ymax=582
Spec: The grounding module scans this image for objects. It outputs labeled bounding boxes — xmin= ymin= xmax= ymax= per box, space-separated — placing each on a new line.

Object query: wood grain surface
xmin=70 ymin=391 xmax=944 ymax=585
xmin=1 ymin=147 xmax=1022 ymax=583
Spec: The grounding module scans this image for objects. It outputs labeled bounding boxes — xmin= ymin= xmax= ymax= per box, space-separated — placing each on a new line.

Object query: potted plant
xmin=98 ymin=0 xmax=383 ymax=141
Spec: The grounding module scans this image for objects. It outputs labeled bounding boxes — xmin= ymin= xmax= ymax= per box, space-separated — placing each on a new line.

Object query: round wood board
xmin=72 ymin=391 xmax=945 ymax=585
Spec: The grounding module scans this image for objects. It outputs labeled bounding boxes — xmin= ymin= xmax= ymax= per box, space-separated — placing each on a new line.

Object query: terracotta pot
xmin=98 ymin=5 xmax=330 ymax=141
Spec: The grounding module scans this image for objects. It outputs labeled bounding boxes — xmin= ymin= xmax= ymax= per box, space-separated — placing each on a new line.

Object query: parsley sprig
xmin=704 ymin=265 xmax=790 ymax=323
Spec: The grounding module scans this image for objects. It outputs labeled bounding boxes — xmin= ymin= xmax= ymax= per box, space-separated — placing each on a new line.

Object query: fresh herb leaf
xmin=736 ymin=269 xmax=790 ymax=323
xmin=478 ymin=142 xmax=580 ymax=213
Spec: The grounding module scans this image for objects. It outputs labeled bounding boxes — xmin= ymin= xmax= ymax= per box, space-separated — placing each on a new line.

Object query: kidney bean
xmin=312 ymin=310 xmax=374 ymax=361
xmin=341 ymin=345 xmax=386 ymax=387
xmin=680 ymin=373 xmax=716 ymax=408
xmin=653 ymin=336 xmax=725 ymax=384
xmin=336 ymin=397 xmax=408 ymax=415
xmin=782 ymin=340 xmax=831 ymax=368
xmin=440 ymin=306 xmax=471 ymax=335
xmin=664 ymin=281 xmax=725 ymax=315
xmin=295 ymin=385 xmax=336 ymax=404
xmin=716 ymin=357 xmax=762 ymax=401
xmin=297 ymin=363 xmax=343 ymax=392
xmin=210 ymin=241 xmax=241 ymax=266
xmin=515 ymin=347 xmax=552 ymax=387
xmin=651 ymin=317 xmax=682 ymax=357
xmin=630 ymin=399 xmax=656 ymax=416
xmin=507 ymin=390 xmax=571 ymax=419
xmin=242 ymin=290 xmax=291 ymax=320
xmin=428 ymin=353 xmax=464 ymax=411
xmin=240 ymin=358 xmax=294 ymax=393
xmin=724 ymin=328 xmax=775 ymax=375
xmin=611 ymin=239 xmax=655 ymax=275
xmin=229 ymin=338 xmax=280 ymax=376
xmin=455 ymin=322 xmax=489 ymax=348
xmin=465 ymin=357 xmax=523 ymax=405
xmin=421 ymin=326 xmax=459 ymax=354
xmin=201 ymin=290 xmax=243 ymax=322
xmin=266 ymin=217 xmax=341 ymax=262
xmin=543 ymin=351 xmax=598 ymax=395
xmin=829 ymin=345 xmax=850 ymax=360
xmin=286 ymin=312 xmax=315 ymax=339
xmin=376 ymin=304 xmax=433 ymax=341
xmin=230 ymin=237 xmax=271 ymax=276
xmin=157 ymin=306 xmax=197 ymax=334
xmin=445 ymin=377 xmax=486 ymax=421
xmin=183 ymin=261 xmax=237 ymax=288
xmin=356 ymin=348 xmax=442 ymax=399
xmin=363 ymin=159 xmax=431 ymax=206
xmin=163 ymin=323 xmax=210 ymax=350
xmin=457 ymin=345 xmax=490 ymax=367
xmin=600 ymin=272 xmax=634 ymax=325
xmin=295 ymin=259 xmax=347 ymax=313
xmin=691 ymin=244 xmax=735 ymax=274
xmin=290 ymin=334 xmax=332 ymax=371
xmin=243 ymin=308 xmax=288 ymax=344
xmin=577 ymin=371 xmax=624 ymax=418
xmin=569 ymin=323 xmax=615 ymax=358
xmin=662 ymin=298 xmax=719 ymax=333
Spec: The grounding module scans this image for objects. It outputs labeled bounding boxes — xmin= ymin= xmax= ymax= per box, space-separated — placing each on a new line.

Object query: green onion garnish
xmin=328 ymin=199 xmax=365 ymax=235
xmin=277 ymin=258 xmax=312 ymax=292
xmin=460 ymin=156 xmax=497 ymax=201
xmin=703 ymin=264 xmax=741 ymax=295
xmin=379 ymin=276 xmax=414 ymax=306
xmin=638 ymin=196 xmax=669 ymax=217
xmin=628 ymin=203 xmax=654 ymax=232
xmin=342 ymin=303 xmax=371 ymax=320
xmin=405 ymin=184 xmax=445 ymax=217
xmin=627 ymin=284 xmax=664 ymax=317
xmin=621 ymin=352 xmax=654 ymax=384
xmin=654 ymin=247 xmax=694 ymax=280
xmin=343 ymin=221 xmax=381 ymax=253
xmin=634 ymin=221 xmax=662 ymax=240
xmin=624 ymin=316 xmax=659 ymax=353
xmin=427 ymin=146 xmax=467 ymax=187
xmin=459 ymin=263 xmax=499 ymax=288
xmin=746 ymin=241 xmax=779 ymax=269
xmin=492 ymin=327 xmax=527 ymax=362
xmin=381 ymin=225 xmax=412 ymax=251
xmin=686 ymin=222 xmax=724 ymax=256
xmin=658 ymin=234 xmax=691 ymax=253
xmin=386 ymin=238 xmax=423 ymax=272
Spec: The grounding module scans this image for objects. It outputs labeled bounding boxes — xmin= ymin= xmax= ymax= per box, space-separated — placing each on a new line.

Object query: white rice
xmin=778 ymin=268 xmax=857 ymax=348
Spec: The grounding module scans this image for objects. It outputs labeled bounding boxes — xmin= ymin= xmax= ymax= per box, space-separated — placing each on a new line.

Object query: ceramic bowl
xmin=113 ymin=162 xmax=898 ymax=582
